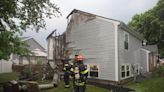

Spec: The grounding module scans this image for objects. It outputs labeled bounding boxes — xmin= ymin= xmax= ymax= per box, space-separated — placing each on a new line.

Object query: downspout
xmin=114 ymin=22 xmax=120 ymax=82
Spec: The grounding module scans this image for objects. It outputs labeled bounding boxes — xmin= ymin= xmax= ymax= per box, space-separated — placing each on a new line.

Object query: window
xmin=121 ymin=64 xmax=131 ymax=78
xmin=121 ymin=66 xmax=126 ymax=78
xmin=89 ymin=65 xmax=99 ymax=77
xmin=124 ymin=33 xmax=129 ymax=50
xmin=126 ymin=65 xmax=130 ymax=77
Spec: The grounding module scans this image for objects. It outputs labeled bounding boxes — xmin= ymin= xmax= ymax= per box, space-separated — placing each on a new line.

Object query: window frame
xmin=121 ymin=65 xmax=126 ymax=78
xmin=124 ymin=32 xmax=129 ymax=50
xmin=88 ymin=64 xmax=99 ymax=78
xmin=121 ymin=64 xmax=131 ymax=79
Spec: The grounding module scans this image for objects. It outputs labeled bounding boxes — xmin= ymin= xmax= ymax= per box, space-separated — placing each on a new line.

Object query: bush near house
xmin=152 ymin=66 xmax=164 ymax=77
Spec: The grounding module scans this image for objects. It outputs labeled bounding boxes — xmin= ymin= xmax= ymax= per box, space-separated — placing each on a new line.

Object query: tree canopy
xmin=0 ymin=0 xmax=60 ymax=60
xmin=128 ymin=0 xmax=164 ymax=57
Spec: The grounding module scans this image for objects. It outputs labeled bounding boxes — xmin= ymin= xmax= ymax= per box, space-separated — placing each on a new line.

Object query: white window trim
xmin=121 ymin=64 xmax=131 ymax=79
xmin=114 ymin=22 xmax=120 ymax=82
xmin=121 ymin=65 xmax=126 ymax=79
xmin=87 ymin=64 xmax=99 ymax=78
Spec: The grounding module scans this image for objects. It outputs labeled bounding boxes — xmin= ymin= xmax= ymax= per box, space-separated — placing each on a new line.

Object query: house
xmin=11 ymin=37 xmax=47 ymax=65
xmin=64 ymin=9 xmax=158 ymax=83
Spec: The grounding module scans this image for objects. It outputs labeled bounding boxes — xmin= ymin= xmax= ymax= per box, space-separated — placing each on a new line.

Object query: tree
xmin=0 ymin=0 xmax=61 ymax=59
xmin=128 ymin=0 xmax=164 ymax=57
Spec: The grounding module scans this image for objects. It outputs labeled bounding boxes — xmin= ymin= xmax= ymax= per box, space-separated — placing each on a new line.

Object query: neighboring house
xmin=11 ymin=37 xmax=47 ymax=65
xmin=64 ymin=9 xmax=158 ymax=83
xmin=141 ymin=45 xmax=159 ymax=72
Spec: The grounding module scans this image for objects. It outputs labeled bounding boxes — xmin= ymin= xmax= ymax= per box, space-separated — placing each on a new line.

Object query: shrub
xmin=37 ymin=59 xmax=43 ymax=65
xmin=152 ymin=66 xmax=164 ymax=77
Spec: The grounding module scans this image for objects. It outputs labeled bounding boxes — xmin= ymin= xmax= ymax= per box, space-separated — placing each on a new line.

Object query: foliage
xmin=152 ymin=66 xmax=164 ymax=77
xmin=128 ymin=0 xmax=164 ymax=57
xmin=45 ymin=70 xmax=54 ymax=80
xmin=0 ymin=0 xmax=60 ymax=60
xmin=36 ymin=59 xmax=43 ymax=65
xmin=19 ymin=67 xmax=32 ymax=80
xmin=0 ymin=31 xmax=29 ymax=59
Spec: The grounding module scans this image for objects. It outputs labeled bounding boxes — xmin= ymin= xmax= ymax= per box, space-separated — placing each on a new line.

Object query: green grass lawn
xmin=1 ymin=72 xmax=164 ymax=92
xmin=126 ymin=77 xmax=164 ymax=92
xmin=0 ymin=72 xmax=108 ymax=92
xmin=41 ymin=81 xmax=109 ymax=92
xmin=0 ymin=72 xmax=19 ymax=92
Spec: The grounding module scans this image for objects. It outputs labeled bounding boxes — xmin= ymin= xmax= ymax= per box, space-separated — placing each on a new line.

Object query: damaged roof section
xmin=67 ymin=9 xmax=144 ymax=41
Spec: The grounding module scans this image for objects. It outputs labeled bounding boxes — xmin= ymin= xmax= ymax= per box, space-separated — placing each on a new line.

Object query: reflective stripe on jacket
xmin=75 ymin=82 xmax=85 ymax=86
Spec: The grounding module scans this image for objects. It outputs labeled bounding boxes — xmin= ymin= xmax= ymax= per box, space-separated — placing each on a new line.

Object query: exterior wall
xmin=118 ymin=27 xmax=142 ymax=81
xmin=140 ymin=49 xmax=149 ymax=73
xmin=148 ymin=52 xmax=157 ymax=72
xmin=66 ymin=13 xmax=116 ymax=81
xmin=47 ymin=37 xmax=54 ymax=60
xmin=22 ymin=56 xmax=29 ymax=65
xmin=0 ymin=60 xmax=12 ymax=73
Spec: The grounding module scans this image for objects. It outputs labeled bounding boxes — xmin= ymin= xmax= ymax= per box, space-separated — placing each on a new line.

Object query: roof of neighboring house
xmin=20 ymin=36 xmax=32 ymax=41
xmin=142 ymin=45 xmax=158 ymax=53
xmin=67 ymin=9 xmax=144 ymax=41
xmin=31 ymin=48 xmax=47 ymax=56
xmin=20 ymin=36 xmax=46 ymax=51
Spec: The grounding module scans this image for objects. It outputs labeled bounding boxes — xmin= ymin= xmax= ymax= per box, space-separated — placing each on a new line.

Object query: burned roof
xmin=67 ymin=9 xmax=144 ymax=41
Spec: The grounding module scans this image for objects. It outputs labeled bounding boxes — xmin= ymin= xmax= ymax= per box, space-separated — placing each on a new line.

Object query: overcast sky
xmin=23 ymin=0 xmax=158 ymax=49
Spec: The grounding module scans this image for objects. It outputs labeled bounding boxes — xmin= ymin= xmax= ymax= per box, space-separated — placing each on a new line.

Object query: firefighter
xmin=73 ymin=55 xmax=88 ymax=92
xmin=63 ymin=58 xmax=73 ymax=88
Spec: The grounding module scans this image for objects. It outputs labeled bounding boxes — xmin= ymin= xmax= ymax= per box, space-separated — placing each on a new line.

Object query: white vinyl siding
xmin=47 ymin=37 xmax=54 ymax=60
xmin=118 ymin=28 xmax=142 ymax=81
xmin=140 ymin=49 xmax=150 ymax=73
xmin=66 ymin=13 xmax=116 ymax=81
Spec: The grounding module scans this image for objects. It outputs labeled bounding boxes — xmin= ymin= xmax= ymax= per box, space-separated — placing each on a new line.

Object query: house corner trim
xmin=114 ymin=22 xmax=120 ymax=82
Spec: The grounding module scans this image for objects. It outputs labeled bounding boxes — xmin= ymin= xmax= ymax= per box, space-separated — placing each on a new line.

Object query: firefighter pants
xmin=64 ymin=72 xmax=70 ymax=88
xmin=73 ymin=85 xmax=86 ymax=92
